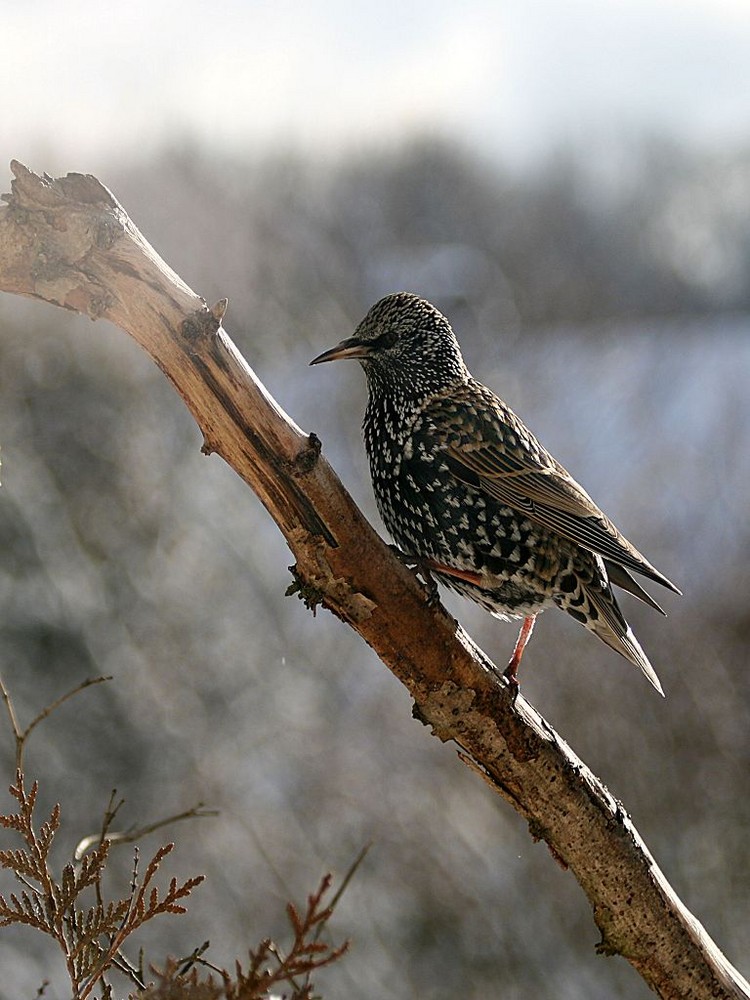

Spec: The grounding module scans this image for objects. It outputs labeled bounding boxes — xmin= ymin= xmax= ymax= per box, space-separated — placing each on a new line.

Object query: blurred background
xmin=1 ymin=2 xmax=749 ymax=997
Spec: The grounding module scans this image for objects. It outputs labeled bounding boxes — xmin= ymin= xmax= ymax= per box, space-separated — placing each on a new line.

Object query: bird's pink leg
xmin=503 ymin=615 xmax=536 ymax=693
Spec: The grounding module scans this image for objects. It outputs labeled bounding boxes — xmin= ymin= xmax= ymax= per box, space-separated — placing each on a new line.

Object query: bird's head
xmin=310 ymin=292 xmax=469 ymax=396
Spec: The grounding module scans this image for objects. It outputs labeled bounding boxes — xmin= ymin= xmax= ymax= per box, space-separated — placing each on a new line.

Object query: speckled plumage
xmin=311 ymin=292 xmax=680 ymax=694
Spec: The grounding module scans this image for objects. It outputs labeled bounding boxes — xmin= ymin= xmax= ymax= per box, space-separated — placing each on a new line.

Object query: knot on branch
xmin=292 ymin=433 xmax=322 ymax=477
xmin=181 ymin=299 xmax=227 ymax=345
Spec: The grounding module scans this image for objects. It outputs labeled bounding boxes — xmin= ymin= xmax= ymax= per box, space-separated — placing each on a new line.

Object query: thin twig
xmin=0 ymin=675 xmax=23 ymax=771
xmin=74 ymin=802 xmax=218 ymax=862
xmin=176 ymin=940 xmax=211 ymax=977
xmin=111 ymin=803 xmax=220 ymax=845
xmin=0 ymin=675 xmax=112 ymax=773
xmin=22 ymin=675 xmax=112 ymax=745
xmin=322 ymin=842 xmax=371 ymax=920
xmin=108 ymin=947 xmax=147 ymax=992
xmin=300 ymin=846 xmax=369 ymax=992
xmin=0 ymin=675 xmax=22 ymax=740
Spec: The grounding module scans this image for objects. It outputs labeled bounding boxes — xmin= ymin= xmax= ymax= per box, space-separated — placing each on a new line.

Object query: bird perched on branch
xmin=311 ymin=292 xmax=680 ymax=695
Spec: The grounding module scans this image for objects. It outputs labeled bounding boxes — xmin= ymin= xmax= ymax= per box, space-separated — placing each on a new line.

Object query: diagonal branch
xmin=0 ymin=160 xmax=747 ymax=1000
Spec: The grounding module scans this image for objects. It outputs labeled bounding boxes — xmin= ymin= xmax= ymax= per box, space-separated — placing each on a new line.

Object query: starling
xmin=310 ymin=292 xmax=680 ymax=694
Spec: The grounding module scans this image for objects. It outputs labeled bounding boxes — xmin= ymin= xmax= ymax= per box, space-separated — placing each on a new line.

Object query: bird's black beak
xmin=309 ymin=337 xmax=372 ymax=365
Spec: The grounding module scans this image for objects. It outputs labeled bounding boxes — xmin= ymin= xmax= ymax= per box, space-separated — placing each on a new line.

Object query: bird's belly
xmin=436 ymin=573 xmax=554 ymax=621
xmin=372 ymin=462 xmax=563 ymax=618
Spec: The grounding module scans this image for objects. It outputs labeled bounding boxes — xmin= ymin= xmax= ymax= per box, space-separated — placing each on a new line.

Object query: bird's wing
xmin=428 ymin=382 xmax=680 ymax=595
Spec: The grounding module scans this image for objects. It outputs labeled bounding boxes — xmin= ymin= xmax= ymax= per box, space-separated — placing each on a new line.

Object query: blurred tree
xmin=0 ymin=141 xmax=748 ymax=998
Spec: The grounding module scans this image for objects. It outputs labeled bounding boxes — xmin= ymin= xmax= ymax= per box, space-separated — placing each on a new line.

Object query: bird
xmin=310 ymin=292 xmax=680 ymax=695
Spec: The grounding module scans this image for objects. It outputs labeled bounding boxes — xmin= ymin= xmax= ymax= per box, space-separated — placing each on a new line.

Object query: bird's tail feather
xmin=603 ymin=560 xmax=666 ymax=616
xmin=586 ymin=587 xmax=665 ymax=696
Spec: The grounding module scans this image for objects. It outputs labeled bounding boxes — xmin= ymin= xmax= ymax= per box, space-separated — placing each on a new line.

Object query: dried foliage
xmin=139 ymin=875 xmax=349 ymax=1000
xmin=0 ymin=772 xmax=203 ymax=998
xmin=0 ymin=772 xmax=350 ymax=999
xmin=0 ymin=678 xmax=351 ymax=998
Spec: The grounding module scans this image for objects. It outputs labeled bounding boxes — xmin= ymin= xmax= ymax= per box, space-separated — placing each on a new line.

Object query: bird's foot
xmin=387 ymin=546 xmax=441 ymax=606
xmin=502 ymin=663 xmax=521 ymax=703
xmin=502 ymin=615 xmax=536 ymax=702
xmin=416 ymin=558 xmax=441 ymax=606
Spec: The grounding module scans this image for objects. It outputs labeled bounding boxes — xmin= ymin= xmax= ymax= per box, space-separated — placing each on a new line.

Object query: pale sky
xmin=3 ymin=0 xmax=750 ymax=175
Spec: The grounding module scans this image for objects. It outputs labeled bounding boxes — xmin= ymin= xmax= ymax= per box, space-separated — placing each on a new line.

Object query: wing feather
xmin=430 ymin=382 xmax=681 ymax=596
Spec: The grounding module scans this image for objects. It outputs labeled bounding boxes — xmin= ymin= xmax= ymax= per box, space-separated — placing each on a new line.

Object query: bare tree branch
xmin=0 ymin=160 xmax=747 ymax=999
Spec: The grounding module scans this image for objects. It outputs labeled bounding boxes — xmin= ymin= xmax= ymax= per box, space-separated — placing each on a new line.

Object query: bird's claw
xmin=502 ymin=663 xmax=521 ymax=704
xmin=387 ymin=543 xmax=412 ymax=562
xmin=416 ymin=558 xmax=440 ymax=606
xmin=387 ymin=546 xmax=441 ymax=606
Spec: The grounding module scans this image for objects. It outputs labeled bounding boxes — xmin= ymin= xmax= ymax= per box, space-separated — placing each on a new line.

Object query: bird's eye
xmin=377 ymin=329 xmax=398 ymax=350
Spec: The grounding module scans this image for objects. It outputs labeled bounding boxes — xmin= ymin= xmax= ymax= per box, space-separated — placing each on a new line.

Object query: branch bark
xmin=0 ymin=160 xmax=747 ymax=999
